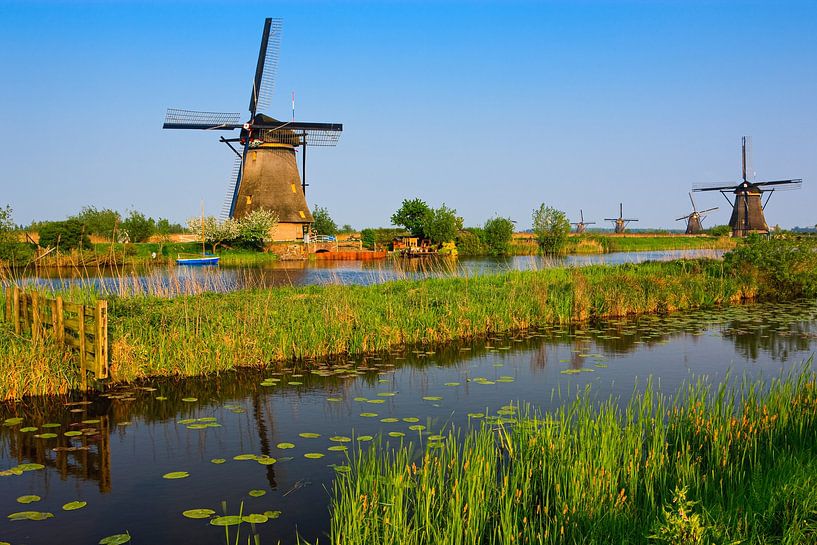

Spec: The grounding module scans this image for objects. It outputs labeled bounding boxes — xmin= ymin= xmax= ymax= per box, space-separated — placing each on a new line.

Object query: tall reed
xmin=327 ymin=365 xmax=817 ymax=544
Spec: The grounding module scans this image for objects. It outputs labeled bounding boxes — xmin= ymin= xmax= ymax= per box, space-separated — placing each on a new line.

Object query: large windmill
xmin=693 ymin=137 xmax=801 ymax=237
xmin=570 ymin=210 xmax=596 ymax=234
xmin=605 ymin=203 xmax=638 ymax=234
xmin=163 ymin=18 xmax=343 ymax=242
xmin=676 ymin=193 xmax=717 ymax=234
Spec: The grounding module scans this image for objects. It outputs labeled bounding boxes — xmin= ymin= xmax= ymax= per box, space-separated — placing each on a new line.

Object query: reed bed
xmin=326 ymin=366 xmax=817 ymax=545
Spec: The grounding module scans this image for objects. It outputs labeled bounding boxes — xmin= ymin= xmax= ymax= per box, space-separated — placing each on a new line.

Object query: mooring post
xmin=94 ymin=300 xmax=108 ymax=379
xmin=3 ymin=287 xmax=10 ymax=322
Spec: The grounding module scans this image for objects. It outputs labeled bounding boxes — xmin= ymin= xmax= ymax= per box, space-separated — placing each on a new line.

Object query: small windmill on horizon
xmin=693 ymin=137 xmax=802 ymax=237
xmin=676 ymin=193 xmax=717 ymax=234
xmin=570 ymin=210 xmax=596 ymax=233
xmin=605 ymin=203 xmax=638 ymax=234
xmin=162 ymin=18 xmax=343 ymax=242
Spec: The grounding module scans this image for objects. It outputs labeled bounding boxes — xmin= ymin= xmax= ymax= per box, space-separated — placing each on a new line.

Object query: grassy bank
xmin=326 ymin=366 xmax=817 ymax=545
xmin=0 ymin=259 xmax=745 ymax=400
xmin=1 ymin=237 xmax=815 ymax=400
xmin=506 ymin=234 xmax=736 ymax=256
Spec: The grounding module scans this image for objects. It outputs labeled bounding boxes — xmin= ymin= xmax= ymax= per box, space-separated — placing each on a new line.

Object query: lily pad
xmin=248 ymin=489 xmax=266 ymax=497
xmin=17 ymin=495 xmax=42 ymax=504
xmin=81 ymin=419 xmax=101 ymax=424
xmin=444 ymin=382 xmax=461 ymax=387
xmin=328 ymin=445 xmax=348 ymax=452
xmin=255 ymin=457 xmax=277 ymax=466
xmin=326 ymin=397 xmax=343 ymax=402
xmin=162 ymin=471 xmax=190 ymax=479
xmin=276 ymin=442 xmax=295 ymax=449
xmin=34 ymin=433 xmax=58 ymax=439
xmin=155 ymin=396 xmax=168 ymax=401
xmin=304 ymin=452 xmax=325 ymax=459
xmin=99 ymin=533 xmax=131 ymax=544
xmin=408 ymin=425 xmax=426 ymax=431
xmin=3 ymin=417 xmax=23 ymax=426
xmin=18 ymin=463 xmax=45 ymax=472
xmin=402 ymin=417 xmax=420 ymax=423
xmin=242 ymin=513 xmax=269 ymax=524
xmin=422 ymin=396 xmax=442 ymax=401
xmin=380 ymin=418 xmax=399 ymax=423
xmin=181 ymin=397 xmax=198 ymax=403
xmin=329 ymin=435 xmax=351 ymax=443
xmin=359 ymin=412 xmax=378 ymax=418
xmin=233 ymin=454 xmax=258 ymax=461
xmin=63 ymin=501 xmax=88 ymax=511
xmin=388 ymin=431 xmax=405 ymax=438
xmin=20 ymin=427 xmax=38 ymax=433
xmin=41 ymin=423 xmax=61 ymax=428
xmin=366 ymin=399 xmax=385 ymax=404
xmin=263 ymin=510 xmax=282 ymax=519
xmin=357 ymin=435 xmax=374 ymax=442
xmin=210 ymin=458 xmax=226 ymax=464
xmin=64 ymin=431 xmax=83 ymax=437
xmin=182 ymin=508 xmax=215 ymax=519
xmin=298 ymin=432 xmax=321 ymax=439
xmin=210 ymin=515 xmax=242 ymax=526
xmin=8 ymin=510 xmax=54 ymax=521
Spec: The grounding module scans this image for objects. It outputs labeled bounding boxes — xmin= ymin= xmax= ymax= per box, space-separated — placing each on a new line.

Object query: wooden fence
xmin=3 ymin=287 xmax=108 ymax=385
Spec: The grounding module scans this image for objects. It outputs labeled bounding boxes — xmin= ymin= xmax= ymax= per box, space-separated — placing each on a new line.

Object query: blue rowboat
xmin=176 ymin=255 xmax=220 ymax=266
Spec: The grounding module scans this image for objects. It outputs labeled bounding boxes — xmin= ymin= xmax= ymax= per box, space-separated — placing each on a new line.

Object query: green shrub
xmin=312 ymin=205 xmax=338 ymax=236
xmin=707 ymin=224 xmax=731 ymax=237
xmin=532 ymin=204 xmax=570 ymax=254
xmin=724 ymin=235 xmax=817 ymax=299
xmin=120 ymin=210 xmax=156 ymax=243
xmin=456 ymin=229 xmax=487 ymax=256
xmin=483 ymin=217 xmax=515 ymax=256
xmin=38 ymin=219 xmax=91 ymax=250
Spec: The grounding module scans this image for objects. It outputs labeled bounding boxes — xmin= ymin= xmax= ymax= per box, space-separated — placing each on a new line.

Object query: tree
xmin=120 ymin=210 xmax=156 ymax=243
xmin=187 ymin=216 xmax=240 ymax=252
xmin=532 ymin=204 xmax=570 ymax=254
xmin=312 ymin=205 xmax=338 ymax=236
xmin=456 ymin=228 xmax=487 ymax=256
xmin=391 ymin=198 xmax=431 ymax=238
xmin=707 ymin=224 xmax=731 ymax=237
xmin=237 ymin=208 xmax=279 ymax=250
xmin=483 ymin=217 xmax=515 ymax=256
xmin=72 ymin=206 xmax=121 ymax=240
xmin=38 ymin=219 xmax=92 ymax=250
xmin=339 ymin=224 xmax=355 ymax=234
xmin=425 ymin=204 xmax=463 ymax=244
xmin=0 ymin=205 xmax=15 ymax=244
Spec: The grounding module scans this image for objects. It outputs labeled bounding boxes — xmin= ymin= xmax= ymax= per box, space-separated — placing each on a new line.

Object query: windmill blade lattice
xmin=163 ymin=109 xmax=242 ymax=130
xmin=250 ymin=18 xmax=283 ymax=116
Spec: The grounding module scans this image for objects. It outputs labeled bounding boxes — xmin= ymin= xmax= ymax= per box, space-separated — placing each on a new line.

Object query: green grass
xmin=325 ymin=366 xmax=817 ymax=544
xmin=507 ymin=235 xmax=736 ymax=256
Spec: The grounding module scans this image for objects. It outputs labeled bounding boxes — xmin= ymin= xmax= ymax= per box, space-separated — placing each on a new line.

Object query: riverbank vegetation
xmin=2 ymin=237 xmax=816 ymax=400
xmin=326 ymin=365 xmax=817 ymax=544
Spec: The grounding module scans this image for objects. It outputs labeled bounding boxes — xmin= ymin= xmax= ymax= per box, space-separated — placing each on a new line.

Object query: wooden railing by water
xmin=3 ymin=287 xmax=108 ymax=385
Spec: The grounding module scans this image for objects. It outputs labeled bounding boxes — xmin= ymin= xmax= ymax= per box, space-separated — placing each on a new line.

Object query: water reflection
xmin=8 ymin=249 xmax=724 ymax=295
xmin=1 ymin=299 xmax=814 ymax=544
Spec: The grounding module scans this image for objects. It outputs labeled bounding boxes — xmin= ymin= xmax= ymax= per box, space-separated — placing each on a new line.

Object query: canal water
xmin=12 ymin=249 xmax=724 ymax=295
xmin=1 ymin=298 xmax=814 ymax=544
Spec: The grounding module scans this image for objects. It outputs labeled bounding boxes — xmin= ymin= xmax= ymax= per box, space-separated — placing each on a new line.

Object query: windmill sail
xmin=249 ymin=18 xmax=283 ymax=116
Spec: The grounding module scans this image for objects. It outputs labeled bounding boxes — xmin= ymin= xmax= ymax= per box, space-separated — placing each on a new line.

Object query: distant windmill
xmin=605 ymin=203 xmax=638 ymax=233
xmin=570 ymin=210 xmax=596 ymax=233
xmin=693 ymin=137 xmax=802 ymax=237
xmin=676 ymin=193 xmax=717 ymax=234
xmin=162 ymin=18 xmax=343 ymax=242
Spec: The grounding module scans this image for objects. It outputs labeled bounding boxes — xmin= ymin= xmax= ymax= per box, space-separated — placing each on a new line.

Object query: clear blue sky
xmin=1 ymin=0 xmax=815 ymax=230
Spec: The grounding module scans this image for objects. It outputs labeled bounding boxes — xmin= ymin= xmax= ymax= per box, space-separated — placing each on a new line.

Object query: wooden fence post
xmin=31 ymin=292 xmax=40 ymax=342
xmin=94 ymin=300 xmax=108 ymax=379
xmin=54 ymin=296 xmax=64 ymax=345
xmin=78 ymin=304 xmax=87 ymax=387
xmin=4 ymin=287 xmax=10 ymax=322
xmin=12 ymin=287 xmax=20 ymax=334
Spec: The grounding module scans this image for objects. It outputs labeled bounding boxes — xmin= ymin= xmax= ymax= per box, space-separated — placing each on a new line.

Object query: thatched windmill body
xmin=605 ymin=203 xmax=638 ymax=233
xmin=570 ymin=210 xmax=596 ymax=233
xmin=163 ymin=18 xmax=343 ymax=241
xmin=676 ymin=193 xmax=717 ymax=234
xmin=693 ymin=137 xmax=801 ymax=237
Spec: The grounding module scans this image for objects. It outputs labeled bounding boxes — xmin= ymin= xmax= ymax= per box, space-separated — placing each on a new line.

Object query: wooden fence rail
xmin=3 ymin=287 xmax=108 ymax=386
